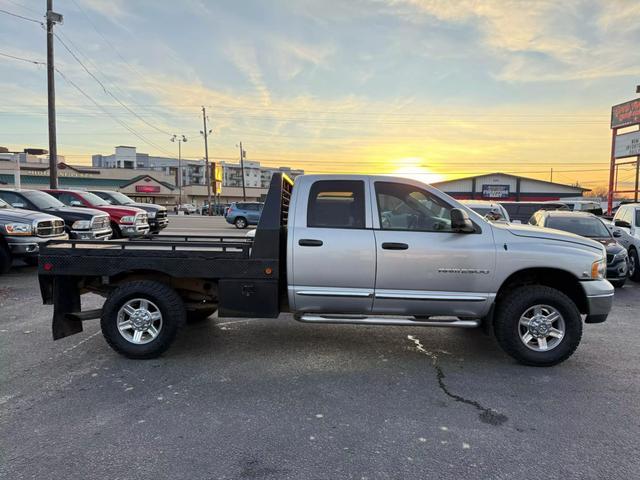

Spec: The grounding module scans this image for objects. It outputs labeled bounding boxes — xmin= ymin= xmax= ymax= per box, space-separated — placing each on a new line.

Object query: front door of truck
xmin=290 ymin=179 xmax=376 ymax=313
xmin=371 ymin=179 xmax=496 ymax=317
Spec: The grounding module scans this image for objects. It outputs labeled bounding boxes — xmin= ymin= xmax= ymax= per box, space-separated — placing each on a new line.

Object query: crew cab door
xmin=289 ymin=178 xmax=376 ymax=313
xmin=612 ymin=206 xmax=636 ymax=249
xmin=370 ymin=179 xmax=496 ymax=317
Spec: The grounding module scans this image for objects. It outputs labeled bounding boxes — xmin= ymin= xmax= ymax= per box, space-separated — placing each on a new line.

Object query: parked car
xmin=40 ymin=173 xmax=613 ymax=367
xmin=0 ymin=188 xmax=112 ymax=240
xmin=201 ymin=203 xmax=229 ymax=216
xmin=529 ymin=210 xmax=628 ymax=288
xmin=176 ymin=203 xmax=197 ymax=215
xmin=89 ymin=190 xmax=168 ymax=234
xmin=45 ymin=189 xmax=149 ymax=238
xmin=0 ymin=197 xmax=67 ymax=273
xmin=499 ymin=201 xmax=569 ymax=223
xmin=611 ymin=203 xmax=640 ymax=281
xmin=460 ymin=200 xmax=510 ymax=222
xmin=225 ymin=202 xmax=264 ymax=229
xmin=562 ymin=200 xmax=604 ymax=216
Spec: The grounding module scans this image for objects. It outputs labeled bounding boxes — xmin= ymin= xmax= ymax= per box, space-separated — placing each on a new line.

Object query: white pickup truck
xmin=39 ymin=174 xmax=614 ymax=366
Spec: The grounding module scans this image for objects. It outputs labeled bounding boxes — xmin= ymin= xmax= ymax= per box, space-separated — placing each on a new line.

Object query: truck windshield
xmin=77 ymin=191 xmax=110 ymax=206
xmin=22 ymin=190 xmax=65 ymax=209
xmin=105 ymin=191 xmax=135 ymax=205
xmin=546 ymin=216 xmax=611 ymax=238
xmin=0 ymin=198 xmax=8 ymax=208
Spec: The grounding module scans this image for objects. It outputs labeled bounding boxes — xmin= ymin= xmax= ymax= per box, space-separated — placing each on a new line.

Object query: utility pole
xmin=171 ymin=135 xmax=187 ymax=206
xmin=46 ymin=0 xmax=62 ymax=188
xmin=239 ymin=142 xmax=246 ymax=201
xmin=635 ymin=157 xmax=639 ymax=203
xmin=550 ymin=168 xmax=553 ymax=182
xmin=201 ymin=107 xmax=213 ymax=215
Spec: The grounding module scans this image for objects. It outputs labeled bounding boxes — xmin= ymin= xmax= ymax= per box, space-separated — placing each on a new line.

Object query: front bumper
xmin=120 ymin=223 xmax=150 ymax=237
xmin=6 ymin=234 xmax=69 ymax=257
xmin=606 ymin=257 xmax=628 ymax=281
xmin=149 ymin=218 xmax=168 ymax=232
xmin=580 ymin=279 xmax=614 ymax=324
xmin=69 ymin=227 xmax=112 ymax=240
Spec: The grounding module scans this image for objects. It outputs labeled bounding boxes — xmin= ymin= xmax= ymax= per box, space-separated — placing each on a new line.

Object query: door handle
xmin=381 ymin=242 xmax=409 ymax=250
xmin=299 ymin=239 xmax=323 ymax=247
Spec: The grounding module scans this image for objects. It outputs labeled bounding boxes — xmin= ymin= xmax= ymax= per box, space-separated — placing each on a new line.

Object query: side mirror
xmin=450 ymin=208 xmax=475 ymax=233
xmin=614 ymin=219 xmax=630 ymax=228
xmin=11 ymin=202 xmax=26 ymax=209
xmin=613 ymin=229 xmax=622 ymax=238
xmin=70 ymin=200 xmax=83 ymax=207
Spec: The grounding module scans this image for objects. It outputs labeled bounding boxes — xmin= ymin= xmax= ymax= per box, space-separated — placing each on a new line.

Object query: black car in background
xmin=499 ymin=201 xmax=569 ymax=223
xmin=89 ymin=190 xmax=168 ymax=234
xmin=529 ymin=210 xmax=628 ymax=288
xmin=0 ymin=188 xmax=112 ymax=240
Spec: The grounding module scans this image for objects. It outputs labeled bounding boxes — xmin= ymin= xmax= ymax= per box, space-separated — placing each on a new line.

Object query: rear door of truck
xmin=287 ymin=176 xmax=376 ymax=313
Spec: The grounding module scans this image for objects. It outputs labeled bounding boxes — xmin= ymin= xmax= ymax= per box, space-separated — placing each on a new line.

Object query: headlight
xmin=119 ymin=215 xmax=135 ymax=224
xmin=71 ymin=220 xmax=92 ymax=230
xmin=613 ymin=250 xmax=628 ymax=262
xmin=4 ymin=222 xmax=32 ymax=235
xmin=591 ymin=257 xmax=607 ymax=279
xmin=147 ymin=211 xmax=156 ymax=218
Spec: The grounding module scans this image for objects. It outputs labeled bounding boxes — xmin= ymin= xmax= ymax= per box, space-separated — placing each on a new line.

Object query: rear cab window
xmin=307 ymin=180 xmax=366 ymax=229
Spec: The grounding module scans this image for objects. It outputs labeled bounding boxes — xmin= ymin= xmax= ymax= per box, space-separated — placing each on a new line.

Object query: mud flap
xmin=52 ymin=276 xmax=83 ymax=340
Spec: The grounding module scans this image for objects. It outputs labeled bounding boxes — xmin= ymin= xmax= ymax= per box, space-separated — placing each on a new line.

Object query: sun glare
xmin=391 ymin=158 xmax=444 ymax=184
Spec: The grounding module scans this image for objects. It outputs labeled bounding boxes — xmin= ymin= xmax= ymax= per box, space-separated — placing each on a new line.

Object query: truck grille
xmin=91 ymin=215 xmax=110 ymax=231
xmin=156 ymin=210 xmax=167 ymax=221
xmin=36 ymin=219 xmax=65 ymax=237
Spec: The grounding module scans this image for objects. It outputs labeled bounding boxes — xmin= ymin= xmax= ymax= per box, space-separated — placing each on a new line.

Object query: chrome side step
xmin=296 ymin=314 xmax=479 ymax=328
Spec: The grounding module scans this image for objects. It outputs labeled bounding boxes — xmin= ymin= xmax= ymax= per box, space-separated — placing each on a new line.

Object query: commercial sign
xmin=611 ymin=98 xmax=640 ymax=128
xmin=136 ymin=185 xmax=160 ymax=193
xmin=482 ymin=184 xmax=510 ymax=199
xmin=214 ymin=165 xmax=222 ymax=194
xmin=614 ymin=130 xmax=640 ymax=159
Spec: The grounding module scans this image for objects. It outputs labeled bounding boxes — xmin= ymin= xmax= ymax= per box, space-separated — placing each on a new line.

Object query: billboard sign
xmin=136 ymin=185 xmax=160 ymax=193
xmin=482 ymin=184 xmax=510 ymax=199
xmin=614 ymin=130 xmax=640 ymax=159
xmin=611 ymin=98 xmax=640 ymax=128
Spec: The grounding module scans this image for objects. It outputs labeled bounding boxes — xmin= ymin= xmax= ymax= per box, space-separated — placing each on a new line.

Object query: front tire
xmin=101 ymin=280 xmax=186 ymax=359
xmin=111 ymin=223 xmax=122 ymax=239
xmin=0 ymin=246 xmax=11 ymax=274
xmin=234 ymin=217 xmax=247 ymax=229
xmin=494 ymin=286 xmax=582 ymax=367
xmin=628 ymin=248 xmax=640 ymax=282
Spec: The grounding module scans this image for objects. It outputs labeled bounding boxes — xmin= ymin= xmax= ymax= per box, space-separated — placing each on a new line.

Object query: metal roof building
xmin=432 ymin=172 xmax=589 ymax=201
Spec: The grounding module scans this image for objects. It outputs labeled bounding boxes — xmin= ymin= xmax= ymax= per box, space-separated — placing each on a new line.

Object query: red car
xmin=45 ymin=189 xmax=150 ymax=238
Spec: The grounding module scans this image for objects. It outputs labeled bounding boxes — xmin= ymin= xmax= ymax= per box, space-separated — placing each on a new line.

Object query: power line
xmin=52 ymin=32 xmax=173 ymax=136
xmin=0 ymin=7 xmax=43 ymax=24
xmin=0 ymin=51 xmax=46 ymax=65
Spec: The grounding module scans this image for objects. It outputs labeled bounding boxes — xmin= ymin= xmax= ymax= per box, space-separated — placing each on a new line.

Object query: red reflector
xmin=264 ymin=267 xmax=273 ymax=275
xmin=44 ymin=263 xmax=53 ymax=271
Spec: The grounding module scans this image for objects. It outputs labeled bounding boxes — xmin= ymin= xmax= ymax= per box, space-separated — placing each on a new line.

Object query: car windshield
xmin=22 ymin=190 xmax=65 ymax=209
xmin=546 ymin=216 xmax=611 ymax=238
xmin=77 ymin=191 xmax=110 ymax=206
xmin=0 ymin=198 xmax=8 ymax=208
xmin=104 ymin=191 xmax=135 ymax=205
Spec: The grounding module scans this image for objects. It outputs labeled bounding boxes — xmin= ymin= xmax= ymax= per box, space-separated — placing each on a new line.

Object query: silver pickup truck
xmin=39 ymin=173 xmax=613 ymax=366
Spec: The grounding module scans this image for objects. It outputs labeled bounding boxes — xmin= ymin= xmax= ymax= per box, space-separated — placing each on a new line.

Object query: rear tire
xmin=101 ymin=280 xmax=186 ymax=359
xmin=0 ymin=246 xmax=11 ymax=274
xmin=494 ymin=286 xmax=582 ymax=367
xmin=629 ymin=248 xmax=640 ymax=282
xmin=234 ymin=217 xmax=247 ymax=229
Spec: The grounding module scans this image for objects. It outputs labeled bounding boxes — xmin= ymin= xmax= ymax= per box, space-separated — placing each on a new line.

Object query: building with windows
xmin=92 ymin=146 xmax=207 ymax=188
xmin=219 ymin=160 xmax=304 ymax=189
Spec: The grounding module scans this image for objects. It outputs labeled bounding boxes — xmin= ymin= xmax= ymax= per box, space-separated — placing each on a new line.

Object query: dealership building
xmin=432 ymin=172 xmax=589 ymax=201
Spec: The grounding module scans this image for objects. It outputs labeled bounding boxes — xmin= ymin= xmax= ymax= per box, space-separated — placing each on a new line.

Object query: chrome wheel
xmin=518 ymin=305 xmax=565 ymax=352
xmin=629 ymin=254 xmax=636 ymax=278
xmin=117 ymin=298 xmax=163 ymax=345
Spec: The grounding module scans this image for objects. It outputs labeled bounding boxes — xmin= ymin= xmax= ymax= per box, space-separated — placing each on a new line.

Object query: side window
xmin=56 ymin=192 xmax=79 ymax=206
xmin=375 ymin=182 xmax=452 ymax=232
xmin=635 ymin=209 xmax=640 ymax=228
xmin=528 ymin=212 xmax=539 ymax=225
xmin=307 ymin=180 xmax=365 ymax=229
xmin=0 ymin=192 xmax=28 ymax=208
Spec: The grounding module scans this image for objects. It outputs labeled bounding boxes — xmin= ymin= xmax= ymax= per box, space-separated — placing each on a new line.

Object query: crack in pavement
xmin=407 ymin=335 xmax=508 ymax=426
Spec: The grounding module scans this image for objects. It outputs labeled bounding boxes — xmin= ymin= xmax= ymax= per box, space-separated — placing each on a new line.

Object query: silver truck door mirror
xmin=450 ymin=208 xmax=475 ymax=233
xmin=614 ymin=219 xmax=630 ymax=228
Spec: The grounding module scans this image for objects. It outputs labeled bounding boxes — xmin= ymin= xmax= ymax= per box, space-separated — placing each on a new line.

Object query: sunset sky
xmin=1 ymin=0 xmax=640 ymax=189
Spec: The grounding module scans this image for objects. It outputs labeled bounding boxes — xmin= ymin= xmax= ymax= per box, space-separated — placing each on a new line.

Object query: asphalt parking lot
xmin=1 ymin=218 xmax=640 ymax=479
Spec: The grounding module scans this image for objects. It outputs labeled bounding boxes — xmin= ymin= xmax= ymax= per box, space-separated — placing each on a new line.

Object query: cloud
xmin=224 ymin=42 xmax=272 ymax=106
xmin=80 ymin=0 xmax=132 ymax=20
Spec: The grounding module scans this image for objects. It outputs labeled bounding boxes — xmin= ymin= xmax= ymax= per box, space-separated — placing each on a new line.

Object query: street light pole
xmin=201 ymin=107 xmax=213 ymax=215
xmin=171 ymin=134 xmax=187 ymax=206
xmin=239 ymin=142 xmax=246 ymax=201
xmin=46 ymin=0 xmax=61 ymax=188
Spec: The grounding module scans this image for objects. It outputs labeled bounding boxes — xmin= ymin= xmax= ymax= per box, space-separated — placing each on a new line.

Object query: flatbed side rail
xmin=40 ymin=238 xmax=252 ymax=255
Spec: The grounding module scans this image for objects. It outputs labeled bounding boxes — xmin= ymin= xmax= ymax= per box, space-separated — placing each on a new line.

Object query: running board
xmin=296 ymin=314 xmax=479 ymax=328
